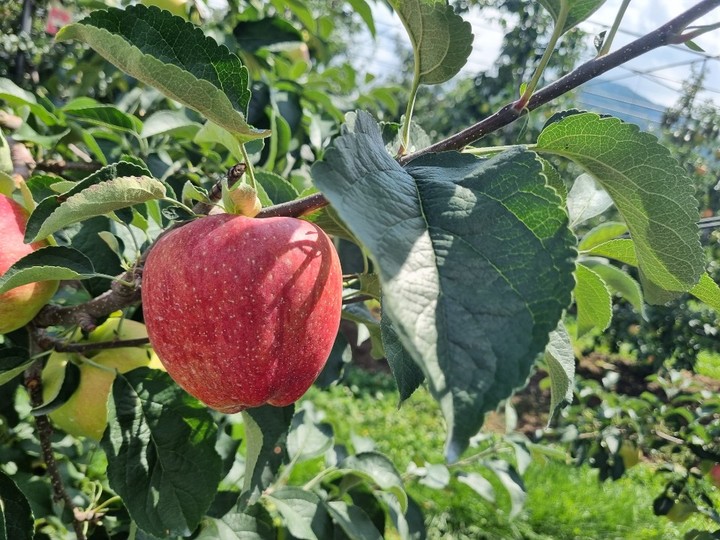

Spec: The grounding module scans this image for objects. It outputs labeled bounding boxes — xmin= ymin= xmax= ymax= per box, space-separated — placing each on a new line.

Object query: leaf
xmin=0 ymin=130 xmax=11 ymax=175
xmin=567 ymin=173 xmax=613 ymax=228
xmin=0 ymin=246 xmax=94 ymax=295
xmin=233 ymin=17 xmax=303 ymax=52
xmin=348 ymin=0 xmax=376 ymax=37
xmin=577 ymin=221 xmax=628 ymax=251
xmin=267 ymin=488 xmax=332 ymax=540
xmin=585 ymin=238 xmax=637 ymax=265
xmin=0 ymin=77 xmax=59 ymax=126
xmin=240 ymin=405 xmax=294 ymax=507
xmin=574 ymin=263 xmax=612 ymax=337
xmin=457 ymin=472 xmax=496 ymax=503
xmin=582 ymin=258 xmax=645 ymax=316
xmin=380 ymin=313 xmax=425 ymax=405
xmin=31 ymin=362 xmax=81 ymax=416
xmin=484 ymin=460 xmax=526 ymax=518
xmin=341 ymin=452 xmax=407 ymax=512
xmin=537 ymin=112 xmax=703 ymax=293
xmin=63 ymin=99 xmax=142 ymax=133
xmin=537 ymin=0 xmax=607 ymax=34
xmin=25 ymin=162 xmax=166 ymax=243
xmin=196 ymin=506 xmax=275 ymax=540
xmin=324 ymin=501 xmax=383 ymax=540
xmin=102 ymin=368 xmax=222 ymax=537
xmin=0 ymin=348 xmax=32 ymax=387
xmin=389 ymin=0 xmax=473 ymax=85
xmin=383 ymin=493 xmax=426 ymax=540
xmin=0 ymin=471 xmax=34 ymax=540
xmin=544 ymin=321 xmax=575 ymax=421
xmin=342 ymin=303 xmax=384 ymax=360
xmin=141 ymin=110 xmax=201 ymax=139
xmin=312 ymin=112 xmax=575 ymax=461
xmin=56 ymin=6 xmax=269 ymax=142
xmin=70 ymin=216 xmax=125 ymax=297
xmin=687 ymin=273 xmax=720 ymax=313
xmin=255 ymin=171 xmax=299 ymax=205
xmin=287 ymin=408 xmax=334 ymax=463
xmin=418 ymin=463 xmax=450 ymax=489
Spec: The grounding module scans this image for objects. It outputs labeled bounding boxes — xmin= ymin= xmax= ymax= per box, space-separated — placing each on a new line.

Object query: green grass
xmin=696 ymin=350 xmax=720 ymax=379
xmin=299 ymin=367 xmax=719 ymax=539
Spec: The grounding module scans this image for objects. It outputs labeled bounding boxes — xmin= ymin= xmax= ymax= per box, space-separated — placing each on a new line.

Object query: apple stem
xmin=240 ymin=143 xmax=257 ymax=191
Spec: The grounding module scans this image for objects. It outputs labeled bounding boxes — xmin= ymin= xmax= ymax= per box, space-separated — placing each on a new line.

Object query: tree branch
xmin=33 ymin=328 xmax=150 ymax=353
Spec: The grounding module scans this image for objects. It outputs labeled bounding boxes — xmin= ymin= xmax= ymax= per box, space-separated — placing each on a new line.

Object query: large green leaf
xmin=582 ymin=258 xmax=645 ymax=316
xmin=63 ymin=98 xmax=142 ymax=133
xmin=196 ymin=506 xmax=274 ymax=540
xmin=0 ymin=471 xmax=34 ymax=540
xmin=312 ymin=112 xmax=575 ymax=460
xmin=324 ymin=501 xmax=383 ymax=540
xmin=389 ymin=0 xmax=473 ymax=85
xmin=544 ymin=321 xmax=575 ymax=421
xmin=341 ymin=452 xmax=407 ymax=512
xmin=266 ymin=489 xmax=332 ymax=540
xmin=537 ymin=112 xmax=703 ymax=293
xmin=577 ymin=221 xmax=628 ymax=251
xmin=102 ymin=369 xmax=222 ymax=537
xmin=574 ymin=263 xmax=612 ymax=337
xmin=537 ymin=0 xmax=607 ymax=34
xmin=25 ymin=162 xmax=165 ymax=243
xmin=0 ymin=246 xmax=94 ymax=295
xmin=380 ymin=313 xmax=425 ymax=405
xmin=56 ymin=6 xmax=269 ymax=142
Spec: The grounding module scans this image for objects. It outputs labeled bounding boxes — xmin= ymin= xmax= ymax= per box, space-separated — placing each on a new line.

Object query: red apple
xmin=0 ymin=194 xmax=58 ymax=334
xmin=141 ymin=214 xmax=343 ymax=412
xmin=710 ymin=463 xmax=720 ymax=489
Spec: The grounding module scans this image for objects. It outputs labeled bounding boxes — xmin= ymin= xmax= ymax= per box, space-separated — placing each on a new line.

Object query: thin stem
xmin=240 ymin=144 xmax=257 ymax=190
xmin=399 ymin=78 xmax=421 ymax=156
xmin=676 ymin=20 xmax=720 ymax=42
xmin=464 ymin=144 xmax=536 ymax=156
xmin=598 ymin=0 xmax=631 ymax=56
xmin=516 ymin=1 xmax=569 ymax=110
xmin=162 ymin=197 xmax=196 ymax=217
xmin=302 ymin=466 xmax=338 ymax=491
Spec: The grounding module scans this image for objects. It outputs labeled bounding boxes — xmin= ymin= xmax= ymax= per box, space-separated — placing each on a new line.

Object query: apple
xmin=42 ymin=317 xmax=162 ymax=441
xmin=710 ymin=463 xmax=720 ymax=488
xmin=140 ymin=0 xmax=188 ymax=17
xmin=0 ymin=194 xmax=58 ymax=334
xmin=141 ymin=214 xmax=343 ymax=413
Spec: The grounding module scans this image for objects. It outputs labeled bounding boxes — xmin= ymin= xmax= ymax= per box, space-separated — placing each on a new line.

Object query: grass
xmin=300 ymin=367 xmax=719 ymax=539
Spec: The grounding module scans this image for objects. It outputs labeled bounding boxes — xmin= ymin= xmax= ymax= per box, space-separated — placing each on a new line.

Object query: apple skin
xmin=710 ymin=464 xmax=720 ymax=489
xmin=0 ymin=194 xmax=58 ymax=334
xmin=42 ymin=318 xmax=162 ymax=441
xmin=141 ymin=214 xmax=343 ymax=413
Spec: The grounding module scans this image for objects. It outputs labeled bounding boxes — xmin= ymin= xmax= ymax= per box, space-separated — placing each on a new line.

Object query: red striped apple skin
xmin=141 ymin=214 xmax=343 ymax=412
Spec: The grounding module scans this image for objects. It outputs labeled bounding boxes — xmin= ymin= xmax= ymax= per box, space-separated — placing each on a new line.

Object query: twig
xmin=33 ymin=328 xmax=150 ymax=353
xmin=257 ymin=192 xmax=328 ymax=218
xmin=35 ymin=159 xmax=104 ymax=175
xmin=23 ymin=356 xmax=87 ymax=540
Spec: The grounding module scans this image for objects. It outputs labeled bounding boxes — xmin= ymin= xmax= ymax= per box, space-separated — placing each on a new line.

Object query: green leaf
xmin=585 ymin=238 xmax=637 ymax=265
xmin=537 ymin=112 xmax=703 ymax=293
xmin=70 ymin=216 xmax=125 ymax=297
xmin=540 ymin=157 xmax=566 ymax=204
xmin=303 ymin=206 xmax=358 ymax=243
xmin=484 ymin=460 xmax=526 ymax=518
xmin=0 ymin=471 xmax=34 ymax=540
xmin=267 ymin=488 xmax=331 ymax=540
xmin=25 ymin=162 xmax=166 ymax=243
xmin=194 ymin=121 xmax=245 ymax=162
xmin=324 ymin=501 xmax=383 ymax=540
xmin=380 ymin=313 xmax=425 ymax=405
xmin=389 ymin=0 xmax=473 ymax=85
xmin=687 ymin=273 xmax=720 ymax=312
xmin=196 ymin=506 xmax=275 ymax=540
xmin=312 ymin=112 xmax=575 ymax=461
xmin=63 ymin=99 xmax=142 ymax=133
xmin=383 ymin=494 xmax=426 ymax=540
xmin=341 ymin=452 xmax=407 ymax=512
xmin=582 ymin=258 xmax=645 ymax=316
xmin=56 ymin=6 xmax=269 ymax=142
xmin=574 ymin=263 xmax=612 ymax=337
xmin=0 ymin=246 xmax=94 ymax=295
xmin=287 ymin=407 xmax=334 ymax=463
xmin=348 ymin=0 xmax=376 ymax=37
xmin=537 ymin=0 xmax=607 ymax=34
xmin=255 ymin=171 xmax=299 ymax=205
xmin=0 ymin=77 xmax=59 ymax=126
xmin=240 ymin=405 xmax=294 ymax=506
xmin=544 ymin=321 xmax=575 ymax=421
xmin=31 ymin=362 xmax=81 ymax=416
xmin=102 ymin=368 xmax=222 ymax=537
xmin=233 ymin=17 xmax=303 ymax=52
xmin=0 ymin=130 xmax=11 ymax=175
xmin=0 ymin=348 xmax=32 ymax=387
xmin=457 ymin=472 xmax=496 ymax=502
xmin=577 ymin=221 xmax=628 ymax=251
xmin=567 ymin=173 xmax=612 ymax=228
xmin=141 ymin=110 xmax=201 ymax=139
xmin=342 ymin=303 xmax=384 ymax=359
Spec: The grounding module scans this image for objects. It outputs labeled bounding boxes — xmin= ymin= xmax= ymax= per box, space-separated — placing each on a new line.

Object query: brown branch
xmin=23 ymin=358 xmax=87 ymax=540
xmin=257 ymin=192 xmax=329 ymax=218
xmin=399 ymin=0 xmax=720 ymax=162
xmin=34 ymin=328 xmax=150 ymax=353
xmin=35 ymin=159 xmax=103 ymax=175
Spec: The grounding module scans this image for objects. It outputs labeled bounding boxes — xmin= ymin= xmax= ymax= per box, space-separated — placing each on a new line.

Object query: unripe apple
xmin=0 ymin=194 xmax=58 ymax=334
xmin=141 ymin=214 xmax=343 ymax=413
xmin=42 ymin=318 xmax=162 ymax=441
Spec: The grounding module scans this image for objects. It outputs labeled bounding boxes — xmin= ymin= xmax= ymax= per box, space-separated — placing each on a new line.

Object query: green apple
xmin=42 ymin=317 xmax=161 ymax=441
xmin=0 ymin=194 xmax=58 ymax=334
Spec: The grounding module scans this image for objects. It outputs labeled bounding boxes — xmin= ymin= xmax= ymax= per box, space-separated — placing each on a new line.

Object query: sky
xmin=361 ymin=0 xmax=720 ymax=110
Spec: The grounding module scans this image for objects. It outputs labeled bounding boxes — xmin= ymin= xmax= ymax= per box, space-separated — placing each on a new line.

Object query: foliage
xmin=1 ymin=0 xmax=720 ymax=538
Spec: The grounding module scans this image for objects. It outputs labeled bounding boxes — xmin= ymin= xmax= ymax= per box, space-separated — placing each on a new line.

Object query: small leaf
xmin=418 ymin=463 xmax=450 ymax=489
xmin=63 ymin=99 xmax=142 ymax=133
xmin=267 ymin=488 xmax=332 ymax=540
xmin=287 ymin=408 xmax=334 ymax=463
xmin=574 ymin=263 xmax=612 ymax=337
xmin=577 ymin=221 xmax=628 ymax=251
xmin=537 ymin=0 xmax=607 ymax=34
xmin=25 ymin=162 xmax=166 ymax=243
xmin=196 ymin=506 xmax=275 ymax=539
xmin=0 ymin=348 xmax=32 ymax=387
xmin=0 ymin=130 xmax=11 ymax=175
xmin=0 ymin=246 xmax=94 ymax=295
xmin=457 ymin=472 xmax=496 ymax=503
xmin=688 ymin=273 xmax=720 ymax=312
xmin=324 ymin=501 xmax=383 ymax=540
xmin=233 ymin=17 xmax=303 ymax=52
xmin=31 ymin=362 xmax=81 ymax=416
xmin=380 ymin=313 xmax=424 ymax=405
xmin=484 ymin=460 xmax=526 ymax=518
xmin=240 ymin=405 xmax=294 ymax=507
xmin=102 ymin=369 xmax=222 ymax=537
xmin=57 ymin=6 xmax=269 ymax=142
xmin=389 ymin=0 xmax=473 ymax=85
xmin=255 ymin=171 xmax=299 ymax=205
xmin=348 ymin=0 xmax=376 ymax=37
xmin=537 ymin=112 xmax=703 ymax=293
xmin=582 ymin=258 xmax=645 ymax=316
xmin=0 ymin=471 xmax=34 ymax=540
xmin=567 ymin=173 xmax=613 ymax=228
xmin=0 ymin=77 xmax=59 ymax=126
xmin=383 ymin=493 xmax=426 ymax=540
xmin=544 ymin=321 xmax=575 ymax=422
xmin=341 ymin=452 xmax=407 ymax=512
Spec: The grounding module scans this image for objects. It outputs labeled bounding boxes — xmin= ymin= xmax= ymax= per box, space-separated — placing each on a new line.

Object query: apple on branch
xmin=141 ymin=213 xmax=343 ymax=412
xmin=0 ymin=194 xmax=58 ymax=334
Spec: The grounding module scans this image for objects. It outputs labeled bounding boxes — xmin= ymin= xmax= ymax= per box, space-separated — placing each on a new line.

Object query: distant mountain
xmin=576 ymin=80 xmax=666 ymax=131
